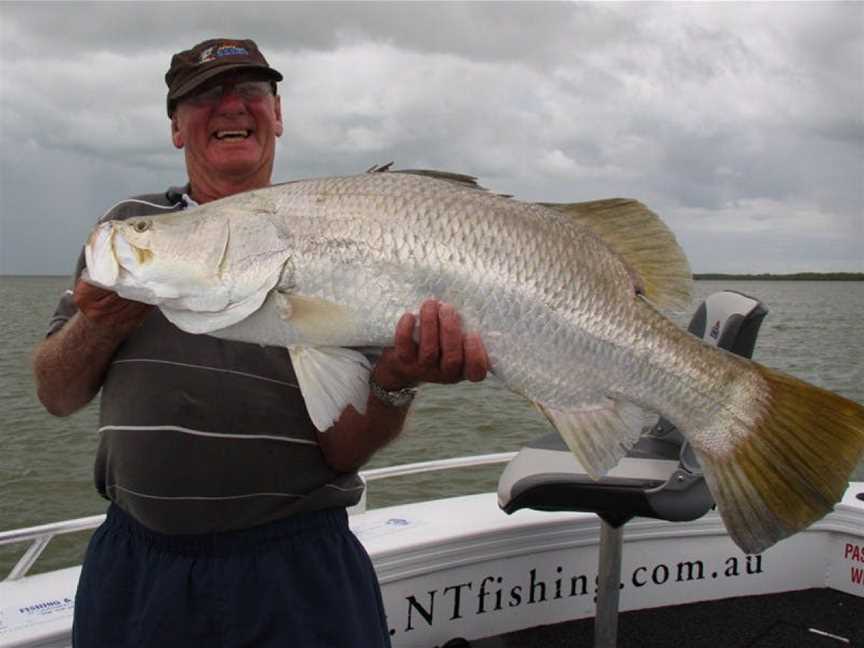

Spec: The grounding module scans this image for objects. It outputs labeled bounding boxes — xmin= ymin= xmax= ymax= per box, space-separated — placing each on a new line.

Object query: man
xmin=33 ymin=38 xmax=488 ymax=647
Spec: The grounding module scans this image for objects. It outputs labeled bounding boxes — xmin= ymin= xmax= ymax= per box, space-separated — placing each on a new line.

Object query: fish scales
xmin=282 ymin=175 xmax=757 ymax=456
xmin=83 ymin=171 xmax=864 ymax=554
xmin=271 ymin=175 xmax=635 ymax=405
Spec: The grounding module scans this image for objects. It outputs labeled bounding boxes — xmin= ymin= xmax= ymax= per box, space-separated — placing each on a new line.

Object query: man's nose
xmin=215 ymin=89 xmax=248 ymax=113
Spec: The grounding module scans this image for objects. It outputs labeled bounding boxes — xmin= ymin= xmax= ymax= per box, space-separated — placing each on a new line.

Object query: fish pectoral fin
xmin=281 ymin=295 xmax=357 ymax=338
xmin=274 ymin=291 xmax=293 ymax=321
xmin=536 ymin=398 xmax=647 ymax=479
xmin=289 ymin=346 xmax=372 ymax=431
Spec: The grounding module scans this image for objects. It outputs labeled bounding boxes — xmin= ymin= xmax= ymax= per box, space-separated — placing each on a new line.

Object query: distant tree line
xmin=694 ymin=273 xmax=863 ymax=281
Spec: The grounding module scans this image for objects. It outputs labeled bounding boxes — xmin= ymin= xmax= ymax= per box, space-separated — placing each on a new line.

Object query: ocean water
xmin=1 ymin=277 xmax=862 ymax=576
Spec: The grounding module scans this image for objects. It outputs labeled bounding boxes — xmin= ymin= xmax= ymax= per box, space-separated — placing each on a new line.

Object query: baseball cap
xmin=165 ymin=38 xmax=283 ymax=115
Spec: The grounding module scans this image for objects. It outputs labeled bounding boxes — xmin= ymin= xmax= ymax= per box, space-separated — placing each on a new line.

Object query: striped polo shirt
xmin=48 ymin=187 xmax=365 ymax=534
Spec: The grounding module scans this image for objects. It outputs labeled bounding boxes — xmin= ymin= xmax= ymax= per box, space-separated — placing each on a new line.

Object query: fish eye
xmin=132 ymin=221 xmax=151 ymax=233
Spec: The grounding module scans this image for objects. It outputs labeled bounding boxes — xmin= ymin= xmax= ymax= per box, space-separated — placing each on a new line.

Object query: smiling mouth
xmin=213 ymin=130 xmax=252 ymax=141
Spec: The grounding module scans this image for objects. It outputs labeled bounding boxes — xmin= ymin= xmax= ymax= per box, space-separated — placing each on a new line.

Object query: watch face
xmin=370 ymin=378 xmax=417 ymax=407
xmin=389 ymin=389 xmax=416 ymax=408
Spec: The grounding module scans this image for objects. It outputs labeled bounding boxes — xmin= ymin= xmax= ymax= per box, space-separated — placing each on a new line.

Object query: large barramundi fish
xmin=84 ymin=170 xmax=864 ymax=554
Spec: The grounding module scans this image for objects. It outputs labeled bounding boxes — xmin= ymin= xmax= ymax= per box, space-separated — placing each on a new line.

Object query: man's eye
xmin=186 ymin=86 xmax=223 ymax=104
xmin=195 ymin=86 xmax=224 ymax=102
xmin=133 ymin=221 xmax=151 ymax=233
xmin=236 ymin=82 xmax=270 ymax=99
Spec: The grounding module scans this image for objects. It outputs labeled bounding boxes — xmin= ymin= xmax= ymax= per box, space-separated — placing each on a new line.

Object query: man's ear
xmin=274 ymin=96 xmax=283 ymax=138
xmin=171 ymin=115 xmax=184 ymax=149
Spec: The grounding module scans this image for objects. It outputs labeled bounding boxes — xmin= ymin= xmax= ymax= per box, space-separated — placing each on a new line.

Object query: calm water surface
xmin=1 ymin=277 xmax=862 ymax=575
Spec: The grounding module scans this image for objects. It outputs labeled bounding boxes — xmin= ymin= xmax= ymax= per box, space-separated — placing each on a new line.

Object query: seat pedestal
xmin=596 ymin=521 xmax=624 ymax=648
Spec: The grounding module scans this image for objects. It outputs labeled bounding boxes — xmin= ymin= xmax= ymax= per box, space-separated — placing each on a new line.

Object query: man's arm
xmin=33 ymin=281 xmax=152 ymax=416
xmin=316 ymin=300 xmax=489 ymax=472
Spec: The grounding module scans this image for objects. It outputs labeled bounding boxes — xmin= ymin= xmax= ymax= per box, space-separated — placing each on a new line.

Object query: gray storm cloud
xmin=1 ymin=1 xmax=862 ymax=275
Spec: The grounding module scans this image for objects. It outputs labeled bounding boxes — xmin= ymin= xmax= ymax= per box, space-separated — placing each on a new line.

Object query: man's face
xmin=170 ymin=72 xmax=283 ymax=188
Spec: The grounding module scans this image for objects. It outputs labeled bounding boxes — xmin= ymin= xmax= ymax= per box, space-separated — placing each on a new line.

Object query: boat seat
xmin=497 ymin=290 xmax=768 ymax=647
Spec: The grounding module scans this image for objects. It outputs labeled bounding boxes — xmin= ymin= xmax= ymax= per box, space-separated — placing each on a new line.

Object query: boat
xmin=2 ymin=466 xmax=863 ymax=647
xmin=3 ymin=291 xmax=863 ymax=647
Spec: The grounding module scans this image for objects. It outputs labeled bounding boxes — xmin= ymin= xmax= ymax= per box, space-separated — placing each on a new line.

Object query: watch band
xmin=369 ymin=375 xmax=418 ymax=408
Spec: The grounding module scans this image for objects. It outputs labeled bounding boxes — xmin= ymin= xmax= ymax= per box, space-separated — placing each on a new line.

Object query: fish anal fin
xmin=536 ymin=399 xmax=647 ymax=479
xmin=692 ymin=364 xmax=864 ymax=554
xmin=289 ymin=346 xmax=372 ymax=431
xmin=542 ymin=199 xmax=692 ymax=310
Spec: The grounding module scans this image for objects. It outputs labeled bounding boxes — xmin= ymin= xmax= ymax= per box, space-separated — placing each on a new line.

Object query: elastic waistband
xmin=103 ymin=504 xmax=349 ymax=556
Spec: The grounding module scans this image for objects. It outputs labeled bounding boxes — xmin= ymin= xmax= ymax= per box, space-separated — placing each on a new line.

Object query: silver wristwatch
xmin=369 ymin=375 xmax=418 ymax=408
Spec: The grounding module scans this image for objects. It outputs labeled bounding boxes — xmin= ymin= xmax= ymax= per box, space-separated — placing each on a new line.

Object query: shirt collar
xmin=181 ymin=192 xmax=199 ymax=209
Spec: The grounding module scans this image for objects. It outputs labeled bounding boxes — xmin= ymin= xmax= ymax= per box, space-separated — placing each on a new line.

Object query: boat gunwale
xmin=0 ymin=452 xmax=518 ymax=581
xmin=3 ymin=454 xmax=862 ymax=585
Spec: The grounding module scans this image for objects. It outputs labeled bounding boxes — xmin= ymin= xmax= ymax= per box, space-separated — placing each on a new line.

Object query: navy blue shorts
xmin=72 ymin=505 xmax=392 ymax=647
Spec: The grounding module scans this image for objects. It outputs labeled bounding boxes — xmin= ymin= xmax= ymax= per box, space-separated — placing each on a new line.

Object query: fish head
xmin=84 ymin=210 xmax=233 ymax=312
xmin=84 ymin=204 xmax=293 ymax=333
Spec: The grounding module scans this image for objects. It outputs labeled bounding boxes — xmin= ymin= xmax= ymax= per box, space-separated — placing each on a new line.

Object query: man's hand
xmin=33 ymin=282 xmax=153 ymax=417
xmin=318 ymin=299 xmax=489 ymax=472
xmin=374 ymin=299 xmax=489 ymax=389
xmin=74 ymin=280 xmax=153 ymax=332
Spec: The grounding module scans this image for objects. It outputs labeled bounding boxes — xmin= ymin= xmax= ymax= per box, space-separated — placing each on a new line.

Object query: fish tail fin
xmin=694 ymin=364 xmax=864 ymax=554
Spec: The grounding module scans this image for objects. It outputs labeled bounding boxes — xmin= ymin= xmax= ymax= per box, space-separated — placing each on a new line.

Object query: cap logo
xmin=198 ymin=43 xmax=250 ymax=65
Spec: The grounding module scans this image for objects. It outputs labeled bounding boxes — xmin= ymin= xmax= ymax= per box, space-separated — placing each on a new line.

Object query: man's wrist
xmin=369 ymin=360 xmax=417 ymax=391
xmin=369 ymin=373 xmax=418 ymax=408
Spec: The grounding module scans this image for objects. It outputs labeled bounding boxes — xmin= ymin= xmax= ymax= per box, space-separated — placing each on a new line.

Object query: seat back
xmin=689 ymin=290 xmax=767 ymax=355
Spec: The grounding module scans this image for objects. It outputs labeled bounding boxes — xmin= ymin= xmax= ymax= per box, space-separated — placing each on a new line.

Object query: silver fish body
xmin=85 ymin=172 xmax=864 ymax=554
xmin=218 ymin=177 xmax=657 ymax=405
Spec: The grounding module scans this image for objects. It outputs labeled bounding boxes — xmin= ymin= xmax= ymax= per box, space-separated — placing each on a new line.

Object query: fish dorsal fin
xmin=536 ymin=398 xmax=647 ymax=479
xmin=289 ymin=346 xmax=372 ymax=431
xmin=542 ymin=199 xmax=692 ymax=310
xmin=366 ymin=163 xmax=510 ymax=195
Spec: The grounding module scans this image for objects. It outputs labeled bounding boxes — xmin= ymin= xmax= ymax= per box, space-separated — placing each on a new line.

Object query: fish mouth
xmin=84 ymin=224 xmax=163 ymax=304
xmin=84 ymin=222 xmax=119 ymax=287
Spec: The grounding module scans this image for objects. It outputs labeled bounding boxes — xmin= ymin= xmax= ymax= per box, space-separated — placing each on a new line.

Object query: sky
xmin=1 ymin=1 xmax=862 ymax=275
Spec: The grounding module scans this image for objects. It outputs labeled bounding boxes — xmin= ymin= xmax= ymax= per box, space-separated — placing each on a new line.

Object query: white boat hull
xmin=2 ymin=485 xmax=863 ymax=647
